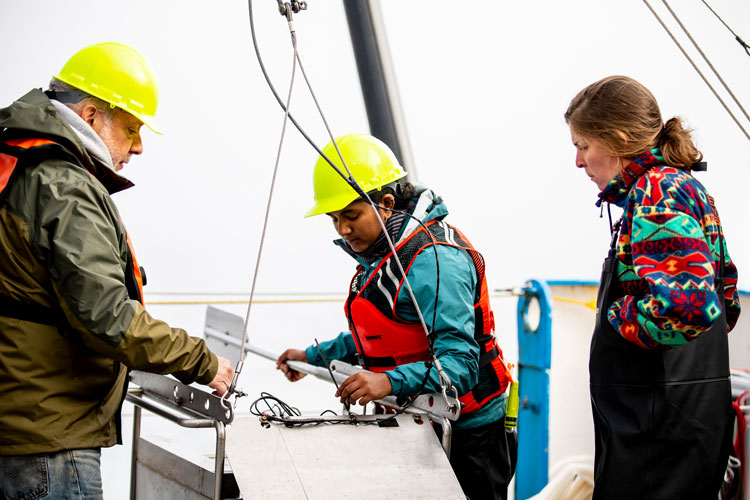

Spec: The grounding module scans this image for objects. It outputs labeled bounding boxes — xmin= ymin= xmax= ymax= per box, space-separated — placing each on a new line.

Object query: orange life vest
xmin=0 ymin=137 xmax=144 ymax=323
xmin=345 ymin=219 xmax=510 ymax=415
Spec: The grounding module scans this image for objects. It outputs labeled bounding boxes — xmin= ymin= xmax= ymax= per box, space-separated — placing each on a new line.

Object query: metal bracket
xmin=277 ymin=0 xmax=307 ymax=16
xmin=129 ymin=371 xmax=233 ymax=424
xmin=330 ymin=360 xmax=461 ymax=421
xmin=202 ymin=305 xmax=462 ymax=422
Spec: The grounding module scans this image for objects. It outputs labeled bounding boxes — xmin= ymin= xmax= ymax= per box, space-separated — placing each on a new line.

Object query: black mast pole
xmin=343 ymin=0 xmax=417 ymax=180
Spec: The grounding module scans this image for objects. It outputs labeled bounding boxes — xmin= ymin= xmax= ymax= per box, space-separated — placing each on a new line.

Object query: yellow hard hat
xmin=305 ymin=134 xmax=407 ymax=217
xmin=55 ymin=42 xmax=161 ymax=134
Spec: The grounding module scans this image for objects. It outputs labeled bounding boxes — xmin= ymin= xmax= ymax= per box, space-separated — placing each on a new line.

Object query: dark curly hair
xmin=367 ymin=181 xmax=417 ymax=212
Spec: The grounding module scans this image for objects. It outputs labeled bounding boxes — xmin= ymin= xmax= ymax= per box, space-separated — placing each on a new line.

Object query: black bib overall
xmin=589 ymin=220 xmax=733 ymax=500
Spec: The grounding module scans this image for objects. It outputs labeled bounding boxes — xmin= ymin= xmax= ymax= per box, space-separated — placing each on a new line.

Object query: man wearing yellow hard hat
xmin=0 ymin=42 xmax=233 ymax=498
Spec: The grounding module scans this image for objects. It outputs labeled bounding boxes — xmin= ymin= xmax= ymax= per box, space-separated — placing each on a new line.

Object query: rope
xmin=643 ymin=0 xmax=750 ymax=142
xmin=661 ymin=0 xmax=750 ymax=123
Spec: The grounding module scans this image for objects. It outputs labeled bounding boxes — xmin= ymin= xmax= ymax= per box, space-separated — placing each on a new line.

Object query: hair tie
xmin=658 ymin=124 xmax=668 ymax=144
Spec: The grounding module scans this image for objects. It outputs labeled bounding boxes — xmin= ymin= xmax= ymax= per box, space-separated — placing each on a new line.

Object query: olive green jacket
xmin=0 ymin=89 xmax=218 ymax=455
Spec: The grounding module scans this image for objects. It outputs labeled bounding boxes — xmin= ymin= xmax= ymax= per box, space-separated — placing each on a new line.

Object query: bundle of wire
xmin=248 ymin=392 xmax=420 ymax=428
xmin=249 ymin=392 xmax=370 ymax=427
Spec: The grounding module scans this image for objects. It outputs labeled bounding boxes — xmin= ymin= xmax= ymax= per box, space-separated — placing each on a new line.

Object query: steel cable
xmin=643 ymin=0 xmax=750 ymax=142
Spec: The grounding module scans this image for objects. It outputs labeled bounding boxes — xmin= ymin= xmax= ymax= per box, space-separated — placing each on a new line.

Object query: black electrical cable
xmin=375 ymin=203 xmax=441 ymax=347
xmin=249 ymin=0 xmax=442 ymax=342
xmin=250 ymin=392 xmax=301 ymax=417
xmin=643 ymin=0 xmax=750 ymax=142
xmin=249 ymin=0 xmax=445 ymax=343
xmin=370 ymin=352 xmax=453 ymax=427
xmin=249 ymin=392 xmax=392 ymax=427
xmin=700 ymin=0 xmax=750 ymax=57
xmin=660 ymin=0 xmax=750 ymax=125
xmin=248 ymin=0 xmax=461 ymax=408
xmin=248 ymin=0 xmax=365 ymax=199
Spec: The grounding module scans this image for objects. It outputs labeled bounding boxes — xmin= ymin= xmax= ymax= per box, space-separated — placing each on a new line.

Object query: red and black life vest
xmin=345 ymin=218 xmax=510 ymax=415
xmin=0 ymin=137 xmax=144 ymax=325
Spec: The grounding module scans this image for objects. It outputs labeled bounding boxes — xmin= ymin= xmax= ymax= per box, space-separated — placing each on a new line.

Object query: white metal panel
xmin=225 ymin=414 xmax=464 ymax=499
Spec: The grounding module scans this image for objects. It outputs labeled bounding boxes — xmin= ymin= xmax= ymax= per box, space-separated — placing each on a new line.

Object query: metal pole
xmin=342 ymin=0 xmax=417 ymax=180
xmin=213 ymin=421 xmax=226 ymax=500
xmin=436 ymin=416 xmax=453 ymax=458
xmin=129 ymin=404 xmax=141 ymax=500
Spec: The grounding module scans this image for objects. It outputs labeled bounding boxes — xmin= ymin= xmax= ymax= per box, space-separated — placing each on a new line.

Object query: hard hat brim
xmin=138 ymin=115 xmax=162 ymax=135
xmin=305 ymin=133 xmax=407 ymax=218
xmin=304 ymin=189 xmax=360 ymax=218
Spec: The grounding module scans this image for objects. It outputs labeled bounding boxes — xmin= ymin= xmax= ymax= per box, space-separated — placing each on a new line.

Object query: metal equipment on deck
xmin=126 ymin=371 xmax=237 ymax=500
xmin=124 ymin=306 xmax=466 ymax=499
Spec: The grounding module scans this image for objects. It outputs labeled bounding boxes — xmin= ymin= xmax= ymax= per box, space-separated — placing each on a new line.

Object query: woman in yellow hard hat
xmin=277 ymin=133 xmax=516 ymax=500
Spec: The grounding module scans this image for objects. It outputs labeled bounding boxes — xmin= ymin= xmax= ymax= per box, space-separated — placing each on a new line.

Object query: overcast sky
xmin=0 ymin=0 xmax=748 ymax=350
xmin=1 ymin=0 xmax=748 ymax=366
xmin=2 ymin=1 xmax=747 ymax=299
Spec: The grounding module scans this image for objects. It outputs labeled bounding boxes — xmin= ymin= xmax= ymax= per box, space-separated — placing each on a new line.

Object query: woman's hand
xmin=276 ymin=349 xmax=308 ymax=382
xmin=336 ymin=371 xmax=392 ymax=405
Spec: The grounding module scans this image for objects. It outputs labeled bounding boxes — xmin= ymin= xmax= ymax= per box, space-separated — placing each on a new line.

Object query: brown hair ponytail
xmin=565 ymin=75 xmax=702 ymax=169
xmin=659 ymin=117 xmax=703 ymax=168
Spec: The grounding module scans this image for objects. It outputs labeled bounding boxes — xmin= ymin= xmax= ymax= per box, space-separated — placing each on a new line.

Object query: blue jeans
xmin=0 ymin=448 xmax=103 ymax=500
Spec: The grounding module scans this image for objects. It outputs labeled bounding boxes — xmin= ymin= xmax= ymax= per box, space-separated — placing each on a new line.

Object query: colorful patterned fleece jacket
xmin=598 ymin=149 xmax=741 ymax=348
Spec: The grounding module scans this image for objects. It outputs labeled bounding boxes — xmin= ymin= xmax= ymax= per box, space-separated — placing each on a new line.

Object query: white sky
xmin=1 ymin=1 xmax=748 ymax=294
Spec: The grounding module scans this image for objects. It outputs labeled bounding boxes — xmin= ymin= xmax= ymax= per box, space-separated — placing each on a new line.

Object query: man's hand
xmin=336 ymin=371 xmax=392 ymax=405
xmin=276 ymin=349 xmax=308 ymax=382
xmin=208 ymin=356 xmax=234 ymax=395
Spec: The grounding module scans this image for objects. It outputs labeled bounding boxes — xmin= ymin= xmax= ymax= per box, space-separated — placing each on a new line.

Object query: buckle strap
xmin=362 ymin=350 xmax=430 ymax=369
xmin=479 ymin=345 xmax=499 ymax=368
xmin=0 ymin=294 xmax=60 ymax=326
xmin=362 ymin=354 xmax=397 ymax=368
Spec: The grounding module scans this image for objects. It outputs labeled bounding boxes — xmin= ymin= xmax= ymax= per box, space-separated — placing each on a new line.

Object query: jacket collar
xmin=596 ymin=149 xmax=665 ymax=207
xmin=0 ymin=89 xmax=134 ymax=194
xmin=334 ymin=186 xmax=449 ymax=267
xmin=49 ymin=100 xmax=114 ymax=172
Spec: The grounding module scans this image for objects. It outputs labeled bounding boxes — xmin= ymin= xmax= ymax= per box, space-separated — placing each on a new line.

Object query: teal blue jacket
xmin=306 ymin=188 xmax=505 ymax=429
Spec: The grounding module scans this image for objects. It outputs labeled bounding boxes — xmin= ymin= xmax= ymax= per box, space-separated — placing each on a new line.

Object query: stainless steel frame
xmin=127 ymin=371 xmax=233 ymax=500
